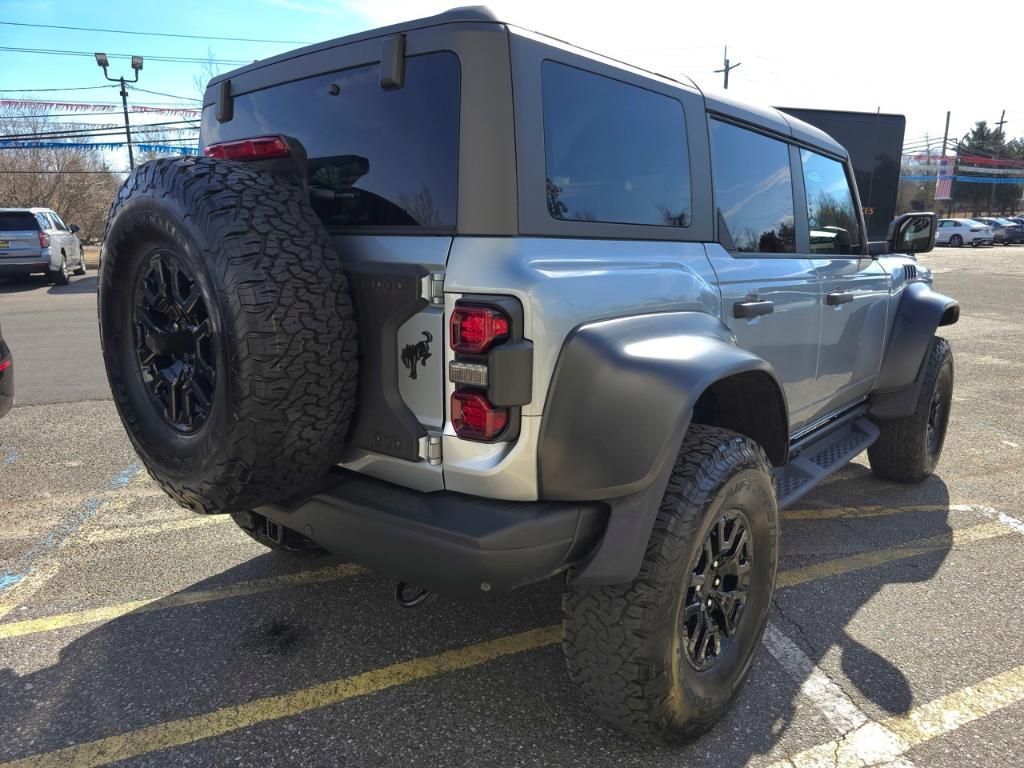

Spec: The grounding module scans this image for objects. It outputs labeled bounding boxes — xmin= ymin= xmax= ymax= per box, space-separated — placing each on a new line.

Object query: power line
xmin=0 ymin=85 xmax=117 ymax=93
xmin=2 ymin=118 xmax=198 ymax=139
xmin=0 ymin=20 xmax=312 ymax=45
xmin=0 ymin=46 xmax=251 ymax=66
xmin=1 ymin=125 xmax=199 ymax=142
xmin=128 ymin=86 xmax=200 ymax=103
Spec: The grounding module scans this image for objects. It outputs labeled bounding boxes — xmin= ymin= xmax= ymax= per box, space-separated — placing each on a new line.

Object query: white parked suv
xmin=0 ymin=207 xmax=86 ymax=284
xmin=936 ymin=218 xmax=993 ymax=247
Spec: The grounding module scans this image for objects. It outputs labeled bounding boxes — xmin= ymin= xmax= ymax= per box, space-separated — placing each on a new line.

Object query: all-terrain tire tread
xmin=562 ymin=424 xmax=776 ymax=745
xmin=101 ymin=157 xmax=357 ymax=514
xmin=868 ymin=337 xmax=952 ymax=483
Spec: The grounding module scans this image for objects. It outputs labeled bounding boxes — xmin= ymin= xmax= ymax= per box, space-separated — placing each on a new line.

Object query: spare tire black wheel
xmin=99 ymin=157 xmax=358 ymax=514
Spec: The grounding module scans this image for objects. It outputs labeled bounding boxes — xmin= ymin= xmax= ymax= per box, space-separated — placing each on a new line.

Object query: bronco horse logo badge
xmin=401 ymin=331 xmax=433 ymax=380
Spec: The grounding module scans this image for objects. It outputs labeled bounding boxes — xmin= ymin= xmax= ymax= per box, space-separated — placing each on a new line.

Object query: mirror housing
xmin=69 ymin=224 xmax=80 ymax=234
xmin=886 ymin=212 xmax=936 ymax=255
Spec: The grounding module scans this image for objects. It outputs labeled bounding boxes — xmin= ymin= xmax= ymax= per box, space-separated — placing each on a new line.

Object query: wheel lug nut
xmin=706 ymin=599 xmax=713 ymax=607
xmin=714 ymin=578 xmax=720 ymax=586
xmin=695 ymin=584 xmax=701 ymax=592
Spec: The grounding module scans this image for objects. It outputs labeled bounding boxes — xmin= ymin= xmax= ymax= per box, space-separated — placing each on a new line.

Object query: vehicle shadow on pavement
xmin=0 ymin=276 xmax=51 ymax=294
xmin=47 ymin=276 xmax=97 ymax=295
xmin=0 ymin=470 xmax=952 ymax=767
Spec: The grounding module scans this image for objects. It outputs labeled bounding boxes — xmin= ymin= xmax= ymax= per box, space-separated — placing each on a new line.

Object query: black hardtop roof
xmin=206 ymin=5 xmax=846 ymax=158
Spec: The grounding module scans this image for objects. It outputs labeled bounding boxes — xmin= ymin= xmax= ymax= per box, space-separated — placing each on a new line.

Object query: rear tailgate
xmin=200 ymin=44 xmax=461 ymax=486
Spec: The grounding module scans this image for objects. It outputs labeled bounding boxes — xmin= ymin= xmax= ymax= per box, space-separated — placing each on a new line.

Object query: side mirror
xmin=887 ymin=212 xmax=936 ymax=255
xmin=69 ymin=224 xmax=80 ymax=234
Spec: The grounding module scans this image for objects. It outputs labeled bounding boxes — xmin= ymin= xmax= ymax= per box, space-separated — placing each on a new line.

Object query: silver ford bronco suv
xmin=99 ymin=7 xmax=959 ymax=744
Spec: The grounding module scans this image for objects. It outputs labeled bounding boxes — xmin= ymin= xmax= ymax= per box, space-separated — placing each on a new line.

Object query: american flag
xmin=934 ymin=156 xmax=954 ymax=200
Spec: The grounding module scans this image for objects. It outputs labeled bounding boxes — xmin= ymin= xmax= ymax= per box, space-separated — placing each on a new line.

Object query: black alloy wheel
xmin=132 ymin=249 xmax=216 ymax=434
xmin=682 ymin=509 xmax=753 ymax=671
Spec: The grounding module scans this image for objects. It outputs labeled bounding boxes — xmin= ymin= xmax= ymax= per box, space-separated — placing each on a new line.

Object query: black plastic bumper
xmin=0 ymin=261 xmax=49 ymax=277
xmin=255 ymin=469 xmax=608 ymax=598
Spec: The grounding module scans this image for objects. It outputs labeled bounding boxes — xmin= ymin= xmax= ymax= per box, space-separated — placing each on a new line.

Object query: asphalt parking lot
xmin=0 ymin=246 xmax=1022 ymax=767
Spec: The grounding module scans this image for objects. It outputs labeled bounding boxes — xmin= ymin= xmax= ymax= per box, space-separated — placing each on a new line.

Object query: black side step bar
xmin=774 ymin=416 xmax=879 ymax=509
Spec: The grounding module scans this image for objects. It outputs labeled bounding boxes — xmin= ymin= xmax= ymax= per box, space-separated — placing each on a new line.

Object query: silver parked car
xmin=0 ymin=207 xmax=86 ymax=285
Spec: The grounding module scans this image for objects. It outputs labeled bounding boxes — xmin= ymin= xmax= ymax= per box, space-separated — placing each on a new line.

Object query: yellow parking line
xmin=0 ymin=563 xmax=365 ymax=640
xmin=0 ymin=625 xmax=562 ymax=768
xmin=0 ymin=518 xmax=1016 ymax=765
xmin=781 ymin=503 xmax=950 ymax=521
xmin=777 ymin=521 xmax=1011 ymax=588
xmin=770 ymin=662 xmax=1024 ymax=768
xmin=81 ymin=515 xmax=232 ymax=544
xmin=1 ymin=521 xmax=1010 ymax=642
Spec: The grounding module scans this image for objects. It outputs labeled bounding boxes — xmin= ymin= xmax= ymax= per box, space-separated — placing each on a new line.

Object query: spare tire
xmin=99 ymin=157 xmax=358 ymax=514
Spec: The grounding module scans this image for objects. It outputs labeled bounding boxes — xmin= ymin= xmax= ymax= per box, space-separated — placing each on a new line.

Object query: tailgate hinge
xmin=422 ymin=272 xmax=445 ymax=305
xmin=418 ymin=433 xmax=443 ymax=465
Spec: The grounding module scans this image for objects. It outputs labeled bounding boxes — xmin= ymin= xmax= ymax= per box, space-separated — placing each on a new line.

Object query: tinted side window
xmin=49 ymin=212 xmax=69 ymax=231
xmin=542 ymin=61 xmax=691 ymax=227
xmin=216 ymin=52 xmax=460 ymax=230
xmin=800 ymin=149 xmax=861 ymax=254
xmin=710 ymin=120 xmax=795 ymax=253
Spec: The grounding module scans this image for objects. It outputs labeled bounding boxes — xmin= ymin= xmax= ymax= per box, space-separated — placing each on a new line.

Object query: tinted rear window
xmin=206 ymin=52 xmax=460 ymax=230
xmin=0 ymin=212 xmax=39 ymax=231
xmin=541 ymin=61 xmax=692 ymax=228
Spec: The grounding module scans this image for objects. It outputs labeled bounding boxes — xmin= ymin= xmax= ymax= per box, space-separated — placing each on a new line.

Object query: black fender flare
xmin=870 ymin=281 xmax=958 ymax=419
xmin=537 ymin=311 xmax=788 ymax=584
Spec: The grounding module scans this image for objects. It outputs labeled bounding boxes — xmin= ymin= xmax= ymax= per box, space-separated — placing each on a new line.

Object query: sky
xmin=1 ymin=0 xmax=1021 ymax=164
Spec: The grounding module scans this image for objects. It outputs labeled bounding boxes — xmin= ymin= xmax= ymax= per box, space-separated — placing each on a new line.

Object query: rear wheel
xmin=869 ymin=337 xmax=953 ymax=483
xmin=100 ymin=157 xmax=358 ymax=514
xmin=49 ymin=254 xmax=70 ymax=285
xmin=949 ymin=234 xmax=963 ymax=247
xmin=562 ymin=425 xmax=778 ymax=744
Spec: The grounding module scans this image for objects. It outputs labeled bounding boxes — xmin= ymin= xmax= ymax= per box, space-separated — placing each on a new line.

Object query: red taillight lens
xmin=38 ymin=230 xmax=49 ymax=248
xmin=0 ymin=359 xmax=10 ymax=374
xmin=203 ymin=136 xmax=290 ymax=161
xmin=451 ymin=391 xmax=508 ymax=440
xmin=450 ymin=305 xmax=510 ymax=355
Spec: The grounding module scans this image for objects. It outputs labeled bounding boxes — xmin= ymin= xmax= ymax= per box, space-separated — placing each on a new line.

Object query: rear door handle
xmin=826 ymin=291 xmax=855 ymax=306
xmin=733 ymin=300 xmax=775 ymax=319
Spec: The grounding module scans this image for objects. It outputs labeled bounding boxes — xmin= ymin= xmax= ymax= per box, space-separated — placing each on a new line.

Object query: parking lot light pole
xmin=95 ymin=52 xmax=144 ymax=170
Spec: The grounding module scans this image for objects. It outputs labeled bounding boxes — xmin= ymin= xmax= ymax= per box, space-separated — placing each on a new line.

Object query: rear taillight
xmin=451 ymin=391 xmax=508 ymax=441
xmin=38 ymin=230 xmax=49 ymax=248
xmin=203 ymin=136 xmax=290 ymax=161
xmin=0 ymin=359 xmax=10 ymax=373
xmin=450 ymin=305 xmax=510 ymax=355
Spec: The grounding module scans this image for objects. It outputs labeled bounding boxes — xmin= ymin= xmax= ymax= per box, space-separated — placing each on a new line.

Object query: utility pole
xmin=988 ymin=109 xmax=1007 ymax=215
xmin=940 ymin=110 xmax=952 ymax=218
xmin=94 ymin=52 xmax=144 ymax=170
xmin=714 ymin=46 xmax=741 ymax=90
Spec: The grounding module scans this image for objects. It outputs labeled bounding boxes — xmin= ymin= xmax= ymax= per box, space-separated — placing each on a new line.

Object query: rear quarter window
xmin=541 ymin=61 xmax=692 ymax=228
xmin=0 ymin=212 xmax=40 ymax=231
xmin=206 ymin=51 xmax=460 ymax=230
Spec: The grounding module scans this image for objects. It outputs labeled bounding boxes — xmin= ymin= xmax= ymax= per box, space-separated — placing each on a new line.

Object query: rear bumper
xmin=255 ymin=468 xmax=608 ymax=598
xmin=0 ymin=259 xmax=50 ymax=276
